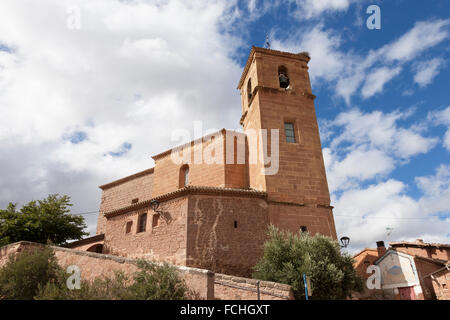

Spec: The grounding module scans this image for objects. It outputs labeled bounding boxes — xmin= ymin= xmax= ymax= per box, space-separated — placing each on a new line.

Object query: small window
xmin=125 ymin=221 xmax=132 ymax=234
xmin=284 ymin=122 xmax=296 ymax=143
xmin=184 ymin=167 xmax=189 ymax=186
xmin=152 ymin=214 xmax=159 ymax=228
xmin=247 ymin=79 xmax=252 ymax=103
xmin=131 ymin=198 xmax=139 ymax=204
xmin=179 ymin=165 xmax=189 ymax=188
xmin=137 ymin=213 xmax=147 ymax=233
xmin=300 ymin=226 xmax=308 ymax=233
xmin=234 ymin=220 xmax=238 ymax=228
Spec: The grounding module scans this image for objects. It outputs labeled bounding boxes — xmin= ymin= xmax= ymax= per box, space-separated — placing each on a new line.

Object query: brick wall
xmin=392 ymin=245 xmax=450 ymax=261
xmin=97 ymin=169 xmax=154 ymax=234
xmin=431 ymin=268 xmax=450 ymax=300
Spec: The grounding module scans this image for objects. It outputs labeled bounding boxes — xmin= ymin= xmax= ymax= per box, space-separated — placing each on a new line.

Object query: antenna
xmin=386 ymin=227 xmax=394 ymax=239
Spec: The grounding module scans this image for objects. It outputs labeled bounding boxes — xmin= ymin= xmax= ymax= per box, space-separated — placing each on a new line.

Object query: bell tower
xmin=237 ymin=46 xmax=337 ymax=238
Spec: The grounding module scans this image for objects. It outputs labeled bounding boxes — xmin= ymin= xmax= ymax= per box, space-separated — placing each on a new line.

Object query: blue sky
xmin=0 ymin=0 xmax=449 ymax=251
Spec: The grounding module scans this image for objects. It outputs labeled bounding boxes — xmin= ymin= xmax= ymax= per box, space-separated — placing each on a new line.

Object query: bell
xmin=279 ymin=74 xmax=289 ymax=88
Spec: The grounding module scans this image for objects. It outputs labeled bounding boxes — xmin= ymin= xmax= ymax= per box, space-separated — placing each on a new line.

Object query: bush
xmin=0 ymin=246 xmax=62 ymax=300
xmin=35 ymin=270 xmax=130 ymax=300
xmin=253 ymin=225 xmax=363 ymax=300
xmin=35 ymin=260 xmax=188 ymax=300
xmin=124 ymin=260 xmax=188 ymax=300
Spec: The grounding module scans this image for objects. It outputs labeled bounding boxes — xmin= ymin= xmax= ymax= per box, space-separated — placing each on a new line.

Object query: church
xmin=68 ymin=46 xmax=337 ymax=277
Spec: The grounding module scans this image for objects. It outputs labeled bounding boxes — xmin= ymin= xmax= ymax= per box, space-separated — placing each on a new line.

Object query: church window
xmin=137 ymin=213 xmax=147 ymax=233
xmin=179 ymin=165 xmax=189 ymax=188
xmin=125 ymin=221 xmax=132 ymax=234
xmin=284 ymin=122 xmax=296 ymax=143
xmin=152 ymin=214 xmax=159 ymax=228
xmin=247 ymin=78 xmax=252 ymax=103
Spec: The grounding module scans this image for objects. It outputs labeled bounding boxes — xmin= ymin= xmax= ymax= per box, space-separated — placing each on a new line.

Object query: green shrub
xmin=0 ymin=246 xmax=62 ymax=300
xmin=36 ymin=260 xmax=188 ymax=300
xmin=253 ymin=225 xmax=363 ymax=300
xmin=35 ymin=270 xmax=130 ymax=300
xmin=124 ymin=260 xmax=188 ymax=300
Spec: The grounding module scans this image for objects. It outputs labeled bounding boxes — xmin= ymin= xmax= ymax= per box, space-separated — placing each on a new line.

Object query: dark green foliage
xmin=124 ymin=260 xmax=188 ymax=300
xmin=35 ymin=260 xmax=188 ymax=300
xmin=0 ymin=246 xmax=63 ymax=300
xmin=253 ymin=225 xmax=363 ymax=300
xmin=0 ymin=194 xmax=88 ymax=246
xmin=35 ymin=270 xmax=131 ymax=300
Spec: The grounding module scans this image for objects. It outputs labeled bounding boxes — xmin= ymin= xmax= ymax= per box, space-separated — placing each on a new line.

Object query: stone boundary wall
xmin=0 ymin=241 xmax=293 ymax=300
xmin=0 ymin=241 xmax=213 ymax=300
xmin=214 ymin=273 xmax=294 ymax=300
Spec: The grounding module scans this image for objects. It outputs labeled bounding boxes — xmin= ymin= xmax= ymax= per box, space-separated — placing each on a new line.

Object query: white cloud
xmin=414 ymin=58 xmax=445 ymax=87
xmin=428 ymin=106 xmax=450 ymax=151
xmin=383 ymin=19 xmax=450 ymax=62
xmin=324 ymin=108 xmax=438 ymax=194
xmin=361 ymin=67 xmax=401 ymax=98
xmin=0 ymin=0 xmax=244 ymax=233
xmin=271 ymin=18 xmax=449 ymax=103
xmin=291 ymin=0 xmax=358 ymax=20
xmin=334 ymin=169 xmax=450 ymax=253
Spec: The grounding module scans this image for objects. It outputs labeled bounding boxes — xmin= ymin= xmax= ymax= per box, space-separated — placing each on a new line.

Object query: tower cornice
xmin=237 ymin=46 xmax=310 ymax=90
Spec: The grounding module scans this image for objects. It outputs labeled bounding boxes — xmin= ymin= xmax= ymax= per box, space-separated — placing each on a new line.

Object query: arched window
xmin=278 ymin=66 xmax=290 ymax=88
xmin=179 ymin=165 xmax=189 ymax=188
xmin=247 ymin=78 xmax=252 ymax=103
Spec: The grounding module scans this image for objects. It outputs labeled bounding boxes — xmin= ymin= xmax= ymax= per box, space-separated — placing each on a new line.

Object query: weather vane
xmin=265 ymin=33 xmax=271 ymax=49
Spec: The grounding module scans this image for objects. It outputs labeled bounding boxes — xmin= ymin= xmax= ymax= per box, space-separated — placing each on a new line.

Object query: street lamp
xmin=340 ymin=236 xmax=350 ymax=248
xmin=149 ymin=199 xmax=160 ymax=212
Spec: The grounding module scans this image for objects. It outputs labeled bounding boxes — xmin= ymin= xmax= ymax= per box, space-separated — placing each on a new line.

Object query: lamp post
xmin=340 ymin=236 xmax=350 ymax=248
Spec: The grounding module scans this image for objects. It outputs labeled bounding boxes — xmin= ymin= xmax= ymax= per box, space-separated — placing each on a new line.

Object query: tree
xmin=253 ymin=225 xmax=363 ymax=300
xmin=0 ymin=194 xmax=88 ymax=246
xmin=0 ymin=246 xmax=63 ymax=300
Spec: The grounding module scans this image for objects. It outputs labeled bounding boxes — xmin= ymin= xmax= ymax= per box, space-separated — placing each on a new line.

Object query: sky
xmin=0 ymin=0 xmax=449 ymax=253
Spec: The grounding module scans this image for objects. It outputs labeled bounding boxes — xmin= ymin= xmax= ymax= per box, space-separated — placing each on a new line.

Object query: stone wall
xmin=0 ymin=241 xmax=213 ymax=299
xmin=268 ymin=202 xmax=337 ymax=239
xmin=103 ymin=196 xmax=188 ymax=265
xmin=0 ymin=241 xmax=294 ymax=300
xmin=186 ymin=194 xmax=270 ymax=277
xmin=214 ymin=273 xmax=293 ymax=300
xmin=97 ymin=168 xmax=154 ymax=234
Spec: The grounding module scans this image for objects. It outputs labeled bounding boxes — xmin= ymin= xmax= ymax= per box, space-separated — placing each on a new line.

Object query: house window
xmin=278 ymin=66 xmax=290 ymax=88
xmin=125 ymin=221 xmax=132 ymax=234
xmin=284 ymin=122 xmax=296 ymax=143
xmin=300 ymin=226 xmax=308 ymax=233
xmin=137 ymin=213 xmax=147 ymax=233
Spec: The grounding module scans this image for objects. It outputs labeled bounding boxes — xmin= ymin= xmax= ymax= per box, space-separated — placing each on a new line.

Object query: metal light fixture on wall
xmin=149 ymin=199 xmax=160 ymax=212
xmin=340 ymin=236 xmax=350 ymax=248
xmin=149 ymin=199 xmax=170 ymax=223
